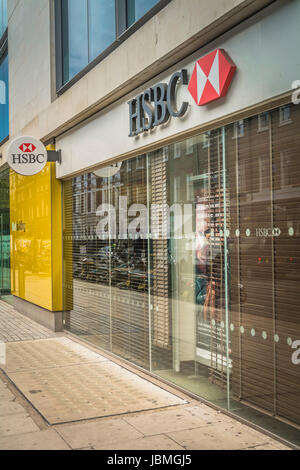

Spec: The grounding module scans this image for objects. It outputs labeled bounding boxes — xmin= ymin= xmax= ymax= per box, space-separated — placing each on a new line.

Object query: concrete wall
xmin=0 ymin=0 xmax=276 ymax=164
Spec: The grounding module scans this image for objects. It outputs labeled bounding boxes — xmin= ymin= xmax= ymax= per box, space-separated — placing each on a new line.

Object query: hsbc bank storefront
xmin=56 ymin=1 xmax=300 ymax=440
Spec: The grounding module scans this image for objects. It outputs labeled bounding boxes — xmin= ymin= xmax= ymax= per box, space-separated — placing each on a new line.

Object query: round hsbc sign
xmin=6 ymin=136 xmax=47 ymax=176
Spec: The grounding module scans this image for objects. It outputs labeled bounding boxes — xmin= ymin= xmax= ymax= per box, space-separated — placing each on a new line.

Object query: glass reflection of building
xmin=63 ymin=103 xmax=300 ymax=432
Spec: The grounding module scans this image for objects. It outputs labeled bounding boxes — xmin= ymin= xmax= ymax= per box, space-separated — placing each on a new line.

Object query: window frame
xmin=279 ymin=105 xmax=292 ymax=126
xmin=257 ymin=111 xmax=270 ymax=132
xmin=55 ymin=0 xmax=172 ymax=95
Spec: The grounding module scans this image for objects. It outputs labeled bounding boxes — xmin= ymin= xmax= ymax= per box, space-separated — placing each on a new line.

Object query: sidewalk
xmin=0 ymin=300 xmax=291 ymax=450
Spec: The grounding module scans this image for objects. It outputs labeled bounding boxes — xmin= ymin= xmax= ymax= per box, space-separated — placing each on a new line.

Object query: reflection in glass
xmin=64 ymin=0 xmax=89 ymax=82
xmin=127 ymin=0 xmax=160 ymax=27
xmin=63 ymin=104 xmax=300 ymax=440
xmin=0 ymin=0 xmax=7 ymax=37
xmin=88 ymin=0 xmax=115 ymax=61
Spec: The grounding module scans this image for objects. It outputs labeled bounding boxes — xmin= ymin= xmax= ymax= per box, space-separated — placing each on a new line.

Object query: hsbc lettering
xmin=256 ymin=227 xmax=281 ymax=237
xmin=128 ymin=49 xmax=236 ymax=137
xmin=11 ymin=154 xmax=45 ymax=164
xmin=128 ymin=69 xmax=188 ymax=137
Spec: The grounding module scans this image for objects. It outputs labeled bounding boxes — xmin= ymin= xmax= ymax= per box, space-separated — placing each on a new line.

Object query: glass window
xmin=279 ymin=105 xmax=291 ymax=125
xmin=233 ymin=119 xmax=244 ymax=138
xmin=63 ymin=103 xmax=300 ymax=446
xmin=127 ymin=0 xmax=160 ymax=28
xmin=58 ymin=0 xmax=164 ymax=87
xmin=88 ymin=0 xmax=115 ymax=61
xmin=0 ymin=51 xmax=9 ymax=143
xmin=0 ymin=0 xmax=7 ymax=38
xmin=62 ymin=0 xmax=89 ymax=83
xmin=258 ymin=111 xmax=269 ymax=131
xmin=61 ymin=0 xmax=115 ymax=84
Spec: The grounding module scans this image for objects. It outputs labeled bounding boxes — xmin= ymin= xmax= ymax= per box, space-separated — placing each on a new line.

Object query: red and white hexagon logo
xmin=188 ymin=49 xmax=236 ymax=106
xmin=19 ymin=143 xmax=36 ymax=152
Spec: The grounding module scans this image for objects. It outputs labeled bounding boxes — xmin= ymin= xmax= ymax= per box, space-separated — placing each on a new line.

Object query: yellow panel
xmin=10 ymin=151 xmax=63 ymax=312
xmin=51 ymin=161 xmax=63 ymax=311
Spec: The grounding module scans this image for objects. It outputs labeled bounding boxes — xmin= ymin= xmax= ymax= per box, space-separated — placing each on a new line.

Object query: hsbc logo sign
xmin=128 ymin=48 xmax=236 ymax=137
xmin=6 ymin=136 xmax=47 ymax=176
xmin=19 ymin=143 xmax=37 ymax=153
xmin=188 ymin=49 xmax=236 ymax=106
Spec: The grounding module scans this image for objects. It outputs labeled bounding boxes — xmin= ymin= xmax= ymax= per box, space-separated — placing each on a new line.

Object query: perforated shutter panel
xmin=228 ymin=105 xmax=300 ymax=426
xmin=110 ymin=156 xmax=150 ymax=368
xmin=150 ymin=151 xmax=170 ymax=349
xmin=63 ymin=174 xmax=111 ymax=349
xmin=272 ymin=106 xmax=300 ymax=425
xmin=63 ymin=179 xmax=73 ymax=316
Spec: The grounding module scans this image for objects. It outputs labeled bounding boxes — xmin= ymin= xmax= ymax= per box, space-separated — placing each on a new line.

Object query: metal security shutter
xmin=150 ymin=150 xmax=170 ymax=350
xmin=62 ymin=179 xmax=73 ymax=318
xmin=63 ymin=174 xmax=111 ymax=350
xmin=205 ymin=131 xmax=228 ymax=388
xmin=110 ymin=157 xmax=150 ymax=368
xmin=228 ymin=105 xmax=300 ymax=427
xmin=228 ymin=115 xmax=276 ymax=413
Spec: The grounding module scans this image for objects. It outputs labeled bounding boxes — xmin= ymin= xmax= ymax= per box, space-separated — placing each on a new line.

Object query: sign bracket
xmin=47 ymin=150 xmax=62 ymax=164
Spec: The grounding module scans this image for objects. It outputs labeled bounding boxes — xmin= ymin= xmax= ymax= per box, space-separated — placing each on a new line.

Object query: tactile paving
xmin=2 ymin=338 xmax=186 ymax=424
xmin=2 ymin=337 xmax=107 ymax=373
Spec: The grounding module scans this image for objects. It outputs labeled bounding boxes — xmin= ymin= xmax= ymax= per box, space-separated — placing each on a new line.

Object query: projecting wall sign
xmin=6 ymin=136 xmax=48 ymax=176
xmin=5 ymin=136 xmax=61 ymax=176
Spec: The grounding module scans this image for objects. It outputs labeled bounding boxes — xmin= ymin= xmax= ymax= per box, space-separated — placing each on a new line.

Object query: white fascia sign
xmin=5 ymin=136 xmax=48 ymax=176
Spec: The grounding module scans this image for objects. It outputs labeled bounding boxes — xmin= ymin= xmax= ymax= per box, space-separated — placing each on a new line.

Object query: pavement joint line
xmin=37 ymin=403 xmax=192 ymax=427
xmin=161 ymin=432 xmax=187 ymax=450
xmin=241 ymin=441 xmax=275 ymax=450
xmin=52 ymin=428 xmax=73 ymax=450
xmin=0 ymin=369 xmax=51 ymax=429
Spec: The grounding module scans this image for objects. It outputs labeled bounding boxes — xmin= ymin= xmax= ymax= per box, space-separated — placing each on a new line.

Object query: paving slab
xmin=246 ymin=442 xmax=290 ymax=450
xmin=0 ymin=429 xmax=70 ymax=450
xmin=95 ymin=434 xmax=185 ymax=450
xmin=123 ymin=407 xmax=210 ymax=435
xmin=56 ymin=418 xmax=143 ymax=449
xmin=4 ymin=339 xmax=186 ymax=424
xmin=0 ymin=413 xmax=39 ymax=437
xmin=0 ymin=399 xmax=27 ymax=416
xmin=0 ymin=386 xmax=15 ymax=401
xmin=0 ymin=300 xmax=56 ymax=343
xmin=166 ymin=421 xmax=288 ymax=450
xmin=2 ymin=337 xmax=107 ymax=373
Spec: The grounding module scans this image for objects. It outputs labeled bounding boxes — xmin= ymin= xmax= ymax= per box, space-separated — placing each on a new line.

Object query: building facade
xmin=0 ymin=0 xmax=300 ymax=445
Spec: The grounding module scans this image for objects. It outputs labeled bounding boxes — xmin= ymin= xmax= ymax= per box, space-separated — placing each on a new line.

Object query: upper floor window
xmin=258 ymin=112 xmax=269 ymax=132
xmin=0 ymin=0 xmax=7 ymax=38
xmin=56 ymin=0 xmax=164 ymax=90
xmin=279 ymin=105 xmax=292 ymax=125
xmin=0 ymin=50 xmax=9 ymax=144
xmin=233 ymin=120 xmax=244 ymax=139
xmin=127 ymin=0 xmax=160 ymax=27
